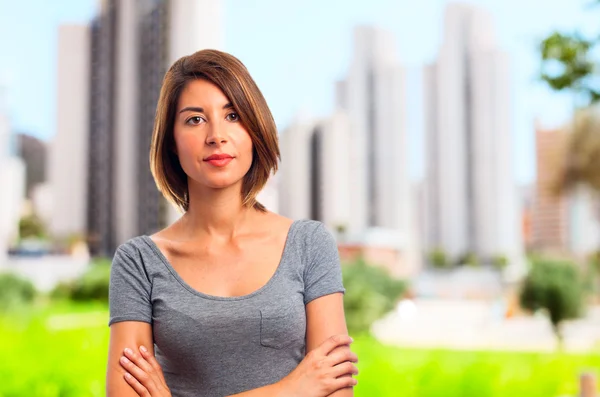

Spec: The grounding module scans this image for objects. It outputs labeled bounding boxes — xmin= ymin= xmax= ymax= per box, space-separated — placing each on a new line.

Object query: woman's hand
xmin=280 ymin=334 xmax=358 ymax=397
xmin=119 ymin=345 xmax=171 ymax=397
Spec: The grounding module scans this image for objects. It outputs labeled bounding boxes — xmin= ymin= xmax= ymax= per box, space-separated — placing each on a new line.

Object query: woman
xmin=106 ymin=49 xmax=358 ymax=397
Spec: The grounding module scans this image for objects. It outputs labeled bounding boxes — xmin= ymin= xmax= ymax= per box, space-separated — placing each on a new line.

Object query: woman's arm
xmin=122 ymin=333 xmax=356 ymax=397
xmin=107 ymin=321 xmax=155 ymax=397
xmin=305 ymin=292 xmax=355 ymax=397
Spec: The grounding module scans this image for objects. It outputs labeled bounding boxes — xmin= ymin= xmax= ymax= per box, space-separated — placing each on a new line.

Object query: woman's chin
xmin=192 ymin=176 xmax=242 ymax=190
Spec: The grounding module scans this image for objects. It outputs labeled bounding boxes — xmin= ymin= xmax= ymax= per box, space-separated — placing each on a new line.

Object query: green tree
xmin=539 ymin=2 xmax=600 ymax=256
xmin=540 ymin=31 xmax=599 ymax=105
xmin=0 ymin=272 xmax=36 ymax=312
xmin=456 ymin=251 xmax=479 ymax=268
xmin=519 ymin=259 xmax=585 ymax=348
xmin=18 ymin=214 xmax=47 ymax=240
xmin=51 ymin=258 xmax=111 ymax=303
xmin=428 ymin=248 xmax=450 ymax=269
xmin=342 ymin=258 xmax=407 ymax=334
xmin=492 ymin=254 xmax=508 ymax=270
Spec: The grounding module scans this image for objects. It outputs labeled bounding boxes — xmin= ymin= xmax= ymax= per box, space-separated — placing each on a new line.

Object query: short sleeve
xmin=108 ymin=245 xmax=153 ymax=326
xmin=303 ymin=222 xmax=346 ymax=305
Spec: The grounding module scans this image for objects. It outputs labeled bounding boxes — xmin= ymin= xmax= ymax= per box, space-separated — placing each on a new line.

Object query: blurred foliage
xmin=556 ymin=110 xmax=600 ymax=193
xmin=591 ymin=250 xmax=600 ymax=273
xmin=0 ymin=272 xmax=36 ymax=312
xmin=491 ymin=254 xmax=508 ymax=270
xmin=342 ymin=258 xmax=407 ymax=334
xmin=519 ymin=259 xmax=585 ymax=347
xmin=18 ymin=214 xmax=48 ymax=240
xmin=51 ymin=259 xmax=111 ymax=303
xmin=427 ymin=248 xmax=450 ymax=269
xmin=456 ymin=252 xmax=480 ymax=268
xmin=587 ymin=250 xmax=600 ymax=297
xmin=540 ymin=31 xmax=599 ymax=104
xmin=539 ymin=0 xmax=600 ymax=107
xmin=539 ymin=5 xmax=600 ymax=251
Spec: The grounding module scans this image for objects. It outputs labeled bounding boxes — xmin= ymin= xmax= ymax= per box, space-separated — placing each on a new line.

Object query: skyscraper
xmin=279 ymin=25 xmax=412 ymax=244
xmin=279 ymin=117 xmax=313 ymax=221
xmin=336 ymin=26 xmax=410 ymax=235
xmin=531 ymin=124 xmax=569 ymax=251
xmin=16 ymin=133 xmax=47 ymax=198
xmin=50 ymin=24 xmax=90 ymax=242
xmin=532 ymin=122 xmax=600 ymax=256
xmin=279 ymin=112 xmax=351 ymax=230
xmin=424 ymin=3 xmax=522 ymax=263
xmin=87 ymin=2 xmax=117 ymax=255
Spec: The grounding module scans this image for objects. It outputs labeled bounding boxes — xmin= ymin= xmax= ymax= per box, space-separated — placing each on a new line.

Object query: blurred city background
xmin=1 ymin=0 xmax=600 ymax=396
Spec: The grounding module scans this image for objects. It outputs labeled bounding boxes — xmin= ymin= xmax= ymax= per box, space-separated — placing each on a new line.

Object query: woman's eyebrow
xmin=179 ymin=106 xmax=203 ymax=113
xmin=179 ymin=103 xmax=233 ymax=113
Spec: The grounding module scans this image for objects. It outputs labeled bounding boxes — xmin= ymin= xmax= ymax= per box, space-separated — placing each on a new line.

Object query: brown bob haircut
xmin=150 ymin=49 xmax=280 ymax=213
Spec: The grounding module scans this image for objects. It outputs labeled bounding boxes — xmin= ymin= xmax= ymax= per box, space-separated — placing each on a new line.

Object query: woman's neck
xmin=177 ymin=181 xmax=257 ymax=241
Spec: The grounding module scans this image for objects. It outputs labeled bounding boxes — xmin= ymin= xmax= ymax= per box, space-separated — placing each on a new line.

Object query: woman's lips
xmin=206 ymin=157 xmax=233 ymax=167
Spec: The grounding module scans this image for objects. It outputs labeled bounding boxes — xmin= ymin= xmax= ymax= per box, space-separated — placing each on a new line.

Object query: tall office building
xmin=279 ymin=112 xmax=352 ymax=231
xmin=531 ymin=124 xmax=569 ymax=251
xmin=87 ymin=2 xmax=117 ymax=255
xmin=278 ymin=117 xmax=312 ymax=221
xmin=336 ymin=26 xmax=410 ymax=235
xmin=137 ymin=0 xmax=169 ymax=239
xmin=532 ymin=122 xmax=600 ymax=256
xmin=424 ymin=3 xmax=523 ymax=263
xmin=16 ymin=133 xmax=47 ymax=198
xmin=83 ymin=0 xmax=222 ymax=255
xmin=50 ymin=24 xmax=90 ymax=241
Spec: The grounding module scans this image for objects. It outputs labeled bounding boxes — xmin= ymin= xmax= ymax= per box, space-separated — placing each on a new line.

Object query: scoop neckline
xmin=141 ymin=219 xmax=300 ymax=301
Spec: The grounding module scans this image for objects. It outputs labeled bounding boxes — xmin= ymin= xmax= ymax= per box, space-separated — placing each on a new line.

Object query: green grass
xmin=352 ymin=336 xmax=600 ymax=397
xmin=0 ymin=302 xmax=109 ymax=397
xmin=0 ymin=303 xmax=598 ymax=397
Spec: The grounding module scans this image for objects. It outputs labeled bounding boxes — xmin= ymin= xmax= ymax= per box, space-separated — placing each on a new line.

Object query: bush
xmin=456 ymin=252 xmax=479 ymax=267
xmin=519 ymin=259 xmax=585 ymax=347
xmin=428 ymin=248 xmax=450 ymax=269
xmin=0 ymin=272 xmax=37 ymax=311
xmin=491 ymin=254 xmax=508 ymax=270
xmin=51 ymin=259 xmax=111 ymax=303
xmin=19 ymin=214 xmax=48 ymax=240
xmin=342 ymin=258 xmax=407 ymax=335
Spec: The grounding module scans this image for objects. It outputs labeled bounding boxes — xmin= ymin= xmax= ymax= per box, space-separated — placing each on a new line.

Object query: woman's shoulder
xmin=114 ymin=234 xmax=155 ymax=263
xmin=290 ymin=218 xmax=331 ymax=240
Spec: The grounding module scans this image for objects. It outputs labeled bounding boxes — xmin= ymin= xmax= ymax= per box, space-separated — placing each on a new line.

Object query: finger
xmin=120 ymin=355 xmax=157 ymax=393
xmin=330 ymin=361 xmax=359 ymax=378
xmin=317 ymin=334 xmax=353 ymax=356
xmin=139 ymin=345 xmax=167 ymax=385
xmin=124 ymin=347 xmax=156 ymax=377
xmin=124 ymin=372 xmax=151 ymax=397
xmin=328 ymin=375 xmax=358 ymax=393
xmin=325 ymin=348 xmax=358 ymax=366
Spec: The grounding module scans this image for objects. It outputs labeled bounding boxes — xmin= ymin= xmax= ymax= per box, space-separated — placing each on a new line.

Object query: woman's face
xmin=173 ymin=79 xmax=253 ymax=191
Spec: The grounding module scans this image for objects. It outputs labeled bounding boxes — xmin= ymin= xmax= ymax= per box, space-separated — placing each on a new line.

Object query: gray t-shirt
xmin=109 ymin=219 xmax=345 ymax=397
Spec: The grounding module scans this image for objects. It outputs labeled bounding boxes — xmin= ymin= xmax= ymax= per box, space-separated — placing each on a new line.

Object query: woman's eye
xmin=226 ymin=112 xmax=239 ymax=122
xmin=187 ymin=116 xmax=203 ymax=125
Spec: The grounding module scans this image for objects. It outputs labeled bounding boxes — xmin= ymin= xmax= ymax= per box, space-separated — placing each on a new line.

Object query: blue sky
xmin=0 ymin=0 xmax=597 ymax=183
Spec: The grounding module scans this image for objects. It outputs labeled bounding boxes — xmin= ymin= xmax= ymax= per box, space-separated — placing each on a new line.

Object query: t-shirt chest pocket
xmin=259 ymin=306 xmax=305 ymax=350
